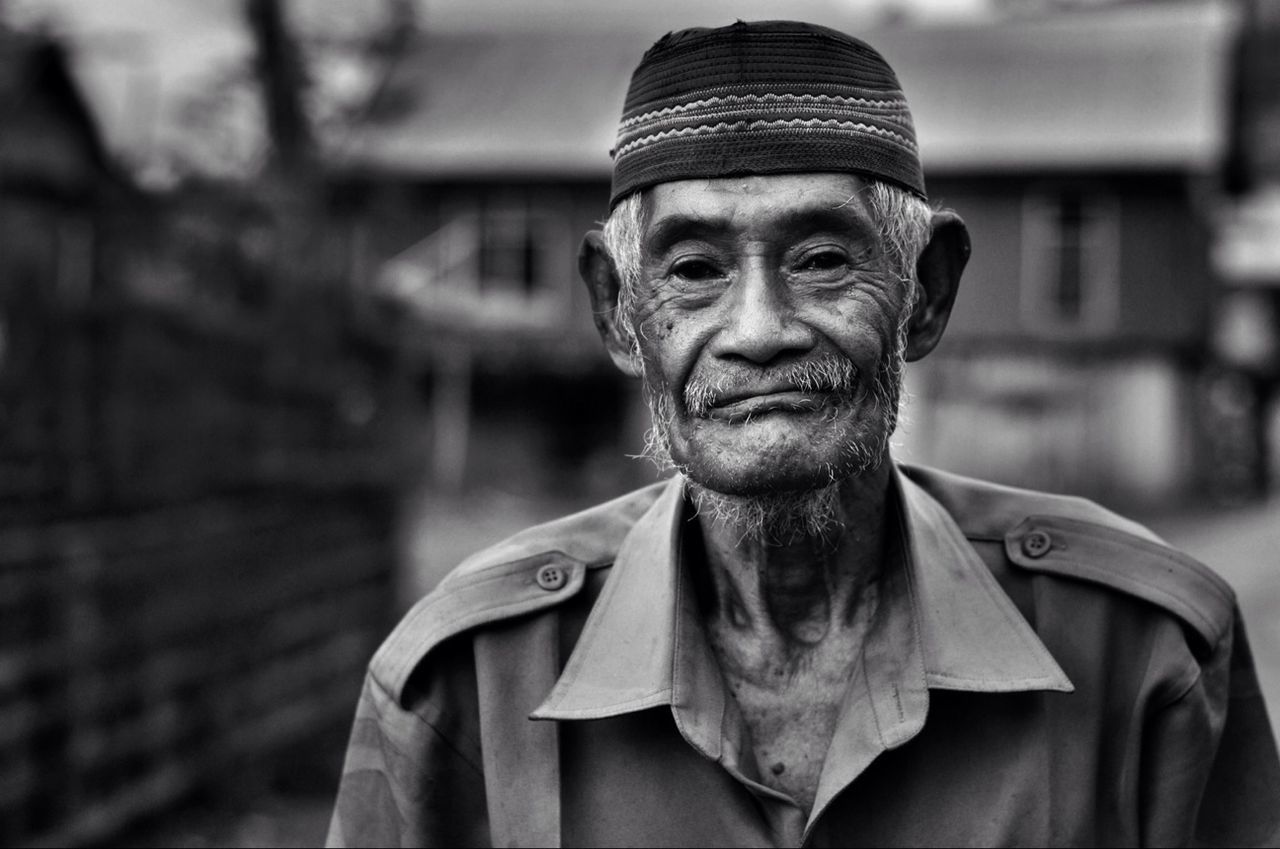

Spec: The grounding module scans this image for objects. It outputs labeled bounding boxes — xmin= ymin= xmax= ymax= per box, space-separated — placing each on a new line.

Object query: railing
xmin=377 ymin=212 xmax=565 ymax=339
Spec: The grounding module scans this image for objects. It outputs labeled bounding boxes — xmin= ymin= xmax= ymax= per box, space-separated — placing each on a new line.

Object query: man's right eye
xmin=670 ymin=259 xmax=721 ymax=281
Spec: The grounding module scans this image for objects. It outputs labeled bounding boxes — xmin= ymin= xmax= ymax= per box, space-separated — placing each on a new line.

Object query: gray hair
xmin=601 ymin=179 xmax=934 ymax=357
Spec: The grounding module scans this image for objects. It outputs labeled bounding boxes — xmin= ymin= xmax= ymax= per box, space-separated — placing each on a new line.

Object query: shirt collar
xmin=531 ymin=464 xmax=1073 ymax=727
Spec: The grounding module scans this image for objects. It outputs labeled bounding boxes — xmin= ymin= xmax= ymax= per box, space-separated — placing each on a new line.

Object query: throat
xmin=698 ymin=503 xmax=886 ymax=655
xmin=689 ymin=474 xmax=895 ymax=812
xmin=762 ymin=559 xmax=836 ymax=647
xmin=707 ymin=611 xmax=870 ymax=813
xmin=700 ymin=544 xmax=884 ymax=812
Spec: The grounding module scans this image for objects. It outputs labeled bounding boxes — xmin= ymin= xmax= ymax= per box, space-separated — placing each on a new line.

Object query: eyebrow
xmin=643 ymin=216 xmax=731 ymax=255
xmin=643 ymin=202 xmax=880 ymax=257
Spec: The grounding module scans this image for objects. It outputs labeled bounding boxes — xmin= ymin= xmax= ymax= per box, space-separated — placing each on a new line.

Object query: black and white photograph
xmin=1 ymin=0 xmax=1279 ymax=845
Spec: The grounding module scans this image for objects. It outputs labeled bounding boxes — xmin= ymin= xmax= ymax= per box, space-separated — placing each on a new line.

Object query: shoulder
xmin=901 ymin=463 xmax=1237 ymax=653
xmin=367 ymin=481 xmax=670 ymax=701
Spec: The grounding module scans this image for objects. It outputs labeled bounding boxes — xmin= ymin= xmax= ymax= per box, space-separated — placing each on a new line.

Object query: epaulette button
xmin=1022 ymin=529 xmax=1052 ymax=558
xmin=536 ymin=563 xmax=568 ymax=591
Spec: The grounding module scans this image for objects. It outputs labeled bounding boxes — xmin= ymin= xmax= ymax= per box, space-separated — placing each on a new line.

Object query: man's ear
xmin=579 ymin=231 xmax=642 ymax=377
xmin=905 ymin=210 xmax=970 ymax=362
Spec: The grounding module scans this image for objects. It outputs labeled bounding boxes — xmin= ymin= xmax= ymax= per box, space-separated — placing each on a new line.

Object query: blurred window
xmin=1021 ymin=188 xmax=1119 ymax=333
xmin=478 ymin=207 xmax=546 ymax=298
xmin=381 ymin=191 xmax=574 ymax=335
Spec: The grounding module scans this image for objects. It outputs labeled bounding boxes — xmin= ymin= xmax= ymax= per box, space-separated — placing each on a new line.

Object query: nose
xmin=710 ymin=259 xmax=816 ymax=364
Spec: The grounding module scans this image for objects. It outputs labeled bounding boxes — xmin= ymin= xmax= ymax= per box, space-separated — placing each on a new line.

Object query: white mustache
xmin=683 ymin=356 xmax=858 ymax=417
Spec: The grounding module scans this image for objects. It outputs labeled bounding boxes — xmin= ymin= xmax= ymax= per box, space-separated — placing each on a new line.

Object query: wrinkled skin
xmin=579 ymin=172 xmax=970 ymax=812
xmin=628 ymin=174 xmax=906 ymax=495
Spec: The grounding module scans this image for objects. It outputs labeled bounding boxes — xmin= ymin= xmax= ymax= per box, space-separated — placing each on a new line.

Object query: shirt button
xmin=1022 ymin=530 xmax=1052 ymax=558
xmin=535 ymin=564 xmax=567 ymax=591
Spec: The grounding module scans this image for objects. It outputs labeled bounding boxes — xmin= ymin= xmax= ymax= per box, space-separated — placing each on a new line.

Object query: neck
xmin=694 ymin=463 xmax=893 ymax=653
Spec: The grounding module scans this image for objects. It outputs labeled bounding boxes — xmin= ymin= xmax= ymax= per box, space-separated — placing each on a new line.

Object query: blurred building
xmin=1212 ymin=0 xmax=1280 ymax=493
xmin=336 ymin=0 xmax=1246 ymax=505
xmin=0 ymin=26 xmax=422 ymax=845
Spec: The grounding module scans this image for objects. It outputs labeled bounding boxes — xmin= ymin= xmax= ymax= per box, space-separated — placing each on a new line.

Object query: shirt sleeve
xmin=326 ymin=673 xmax=490 ymax=848
xmin=1140 ymin=612 xmax=1280 ymax=848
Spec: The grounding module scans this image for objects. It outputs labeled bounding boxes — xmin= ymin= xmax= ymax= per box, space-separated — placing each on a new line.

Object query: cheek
xmin=803 ymin=293 xmax=902 ymax=369
xmin=633 ymin=309 xmax=713 ymax=391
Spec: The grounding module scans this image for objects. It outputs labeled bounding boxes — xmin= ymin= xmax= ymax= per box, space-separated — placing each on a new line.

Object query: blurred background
xmin=1 ymin=0 xmax=1278 ymax=844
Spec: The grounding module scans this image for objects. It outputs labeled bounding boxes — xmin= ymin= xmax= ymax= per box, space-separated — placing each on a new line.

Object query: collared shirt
xmin=328 ymin=464 xmax=1280 ymax=847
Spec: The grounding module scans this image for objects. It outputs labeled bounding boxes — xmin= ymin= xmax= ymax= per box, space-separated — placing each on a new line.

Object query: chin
xmin=672 ymin=416 xmax=879 ymax=497
xmin=683 ymin=460 xmax=831 ymax=497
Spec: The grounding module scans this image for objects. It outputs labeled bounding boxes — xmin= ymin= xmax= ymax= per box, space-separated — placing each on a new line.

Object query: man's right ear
xmin=578 ymin=230 xmax=642 ymax=377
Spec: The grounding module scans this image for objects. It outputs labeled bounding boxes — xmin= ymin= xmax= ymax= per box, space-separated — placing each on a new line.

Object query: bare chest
xmin=711 ymin=633 xmax=860 ymax=812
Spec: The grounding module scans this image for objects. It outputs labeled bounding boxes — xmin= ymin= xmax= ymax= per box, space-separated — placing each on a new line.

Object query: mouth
xmin=704 ymin=389 xmax=836 ymax=422
xmin=684 ymin=357 xmax=859 ymax=423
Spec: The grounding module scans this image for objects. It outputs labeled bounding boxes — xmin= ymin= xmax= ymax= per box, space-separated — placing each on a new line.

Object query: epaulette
xmin=1004 ymin=515 xmax=1236 ymax=653
xmin=370 ymin=481 xmax=668 ymax=702
xmin=900 ymin=463 xmax=1236 ymax=653
xmin=901 ymin=463 xmax=1163 ymax=543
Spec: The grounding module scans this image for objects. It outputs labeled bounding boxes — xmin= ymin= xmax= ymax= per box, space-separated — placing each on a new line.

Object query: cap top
xmin=610 ymin=20 xmax=925 ymax=208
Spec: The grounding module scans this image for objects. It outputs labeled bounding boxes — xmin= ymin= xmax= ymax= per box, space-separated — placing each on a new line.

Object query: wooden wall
xmin=935 ymin=171 xmax=1212 ymax=346
xmin=899 ymin=348 xmax=1198 ymax=503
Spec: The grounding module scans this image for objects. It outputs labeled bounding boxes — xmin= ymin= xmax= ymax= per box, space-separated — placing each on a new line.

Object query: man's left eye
xmin=796 ymin=251 xmax=847 ymax=272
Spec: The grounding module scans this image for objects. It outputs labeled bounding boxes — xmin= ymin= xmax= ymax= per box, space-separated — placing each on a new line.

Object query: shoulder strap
xmin=372 ymin=552 xmax=588 ymax=702
xmin=1005 ymin=515 xmax=1236 ymax=652
xmin=372 ymin=482 xmax=669 ymax=704
xmin=474 ymin=611 xmax=562 ymax=848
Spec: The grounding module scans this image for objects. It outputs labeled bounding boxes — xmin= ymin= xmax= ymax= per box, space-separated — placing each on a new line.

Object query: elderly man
xmin=328 ymin=21 xmax=1280 ymax=848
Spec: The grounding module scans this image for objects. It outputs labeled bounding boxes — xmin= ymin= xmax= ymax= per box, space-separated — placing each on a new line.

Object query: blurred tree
xmin=285 ymin=0 xmax=416 ymax=153
xmin=245 ymin=0 xmax=313 ymax=173
xmin=154 ymin=0 xmax=413 ymax=183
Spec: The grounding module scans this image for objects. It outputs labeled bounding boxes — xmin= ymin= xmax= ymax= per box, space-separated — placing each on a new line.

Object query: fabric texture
xmin=327 ymin=463 xmax=1280 ymax=847
xmin=609 ymin=20 xmax=926 ymax=208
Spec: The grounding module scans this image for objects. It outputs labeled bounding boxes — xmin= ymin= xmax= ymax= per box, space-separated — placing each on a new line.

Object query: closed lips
xmin=706 ymin=388 xmax=834 ymax=420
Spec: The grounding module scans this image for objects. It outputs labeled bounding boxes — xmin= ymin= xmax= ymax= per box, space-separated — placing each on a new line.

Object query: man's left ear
xmin=905 ymin=210 xmax=970 ymax=362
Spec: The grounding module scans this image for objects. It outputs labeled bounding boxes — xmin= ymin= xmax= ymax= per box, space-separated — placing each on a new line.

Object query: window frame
xmin=1019 ymin=185 xmax=1121 ymax=335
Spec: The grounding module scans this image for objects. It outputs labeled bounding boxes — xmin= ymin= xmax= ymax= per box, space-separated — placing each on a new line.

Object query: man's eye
xmin=670 ymin=259 xmax=722 ymax=281
xmin=796 ymin=251 xmax=848 ymax=272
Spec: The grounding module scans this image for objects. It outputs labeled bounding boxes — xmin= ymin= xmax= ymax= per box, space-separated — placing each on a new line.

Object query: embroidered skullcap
xmin=610 ymin=20 xmax=925 ymax=208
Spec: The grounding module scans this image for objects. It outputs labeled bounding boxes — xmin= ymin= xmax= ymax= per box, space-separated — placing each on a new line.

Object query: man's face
xmin=627 ymin=173 xmax=912 ymax=497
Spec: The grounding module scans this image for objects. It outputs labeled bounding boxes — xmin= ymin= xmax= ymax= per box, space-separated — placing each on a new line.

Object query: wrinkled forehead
xmin=640 ymin=173 xmax=880 ymax=247
xmin=610 ymin=20 xmax=926 ymax=210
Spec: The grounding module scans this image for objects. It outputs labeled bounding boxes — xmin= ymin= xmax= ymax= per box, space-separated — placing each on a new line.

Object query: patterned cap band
xmin=610 ymin=21 xmax=926 ymax=208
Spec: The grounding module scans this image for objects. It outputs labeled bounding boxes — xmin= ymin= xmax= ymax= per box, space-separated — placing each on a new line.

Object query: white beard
xmin=635 ymin=329 xmax=909 ymax=545
xmin=687 ymin=482 xmax=846 ymax=545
